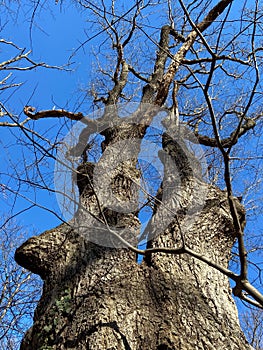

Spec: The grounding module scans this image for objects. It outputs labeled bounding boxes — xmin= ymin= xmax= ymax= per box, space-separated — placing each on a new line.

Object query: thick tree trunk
xmin=15 ymin=122 xmax=251 ymax=349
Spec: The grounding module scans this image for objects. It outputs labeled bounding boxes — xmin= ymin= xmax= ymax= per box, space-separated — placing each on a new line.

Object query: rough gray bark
xmin=15 ymin=122 xmax=252 ymax=350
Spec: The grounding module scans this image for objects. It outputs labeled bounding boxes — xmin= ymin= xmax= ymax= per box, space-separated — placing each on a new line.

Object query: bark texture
xmin=15 ymin=124 xmax=252 ymax=350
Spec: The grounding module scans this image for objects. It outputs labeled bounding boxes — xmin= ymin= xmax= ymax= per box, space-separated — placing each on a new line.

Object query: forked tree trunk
xmin=15 ymin=122 xmax=251 ymax=350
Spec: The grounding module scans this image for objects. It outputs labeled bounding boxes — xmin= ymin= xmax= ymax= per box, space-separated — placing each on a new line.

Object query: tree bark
xmin=15 ymin=121 xmax=252 ymax=350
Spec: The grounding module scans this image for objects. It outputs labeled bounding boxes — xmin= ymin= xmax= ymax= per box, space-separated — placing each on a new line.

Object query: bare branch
xmin=154 ymin=0 xmax=233 ymax=105
xmin=23 ymin=107 xmax=85 ymax=121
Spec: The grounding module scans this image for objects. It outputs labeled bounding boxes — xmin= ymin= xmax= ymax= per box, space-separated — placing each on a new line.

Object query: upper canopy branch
xmin=0 ymin=46 xmax=65 ymax=71
xmin=182 ymin=55 xmax=251 ymax=66
xmin=195 ymin=118 xmax=256 ymax=148
xmin=153 ymin=0 xmax=233 ymax=106
xmin=141 ymin=25 xmax=172 ymax=104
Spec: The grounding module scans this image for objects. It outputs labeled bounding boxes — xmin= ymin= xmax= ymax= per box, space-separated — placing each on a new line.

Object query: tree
xmin=0 ymin=219 xmax=42 ymax=350
xmin=2 ymin=0 xmax=263 ymax=348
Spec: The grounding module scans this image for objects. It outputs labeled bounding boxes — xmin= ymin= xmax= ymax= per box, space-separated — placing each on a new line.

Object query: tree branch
xmin=154 ymin=0 xmax=233 ymax=106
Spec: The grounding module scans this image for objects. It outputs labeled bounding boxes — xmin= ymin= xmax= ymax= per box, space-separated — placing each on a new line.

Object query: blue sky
xmin=1 ymin=3 xmax=89 ymax=109
xmin=1 ymin=2 xmax=92 ymax=232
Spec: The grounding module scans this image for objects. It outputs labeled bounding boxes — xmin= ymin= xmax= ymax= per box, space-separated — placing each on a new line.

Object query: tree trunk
xmin=15 ymin=121 xmax=251 ymax=350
